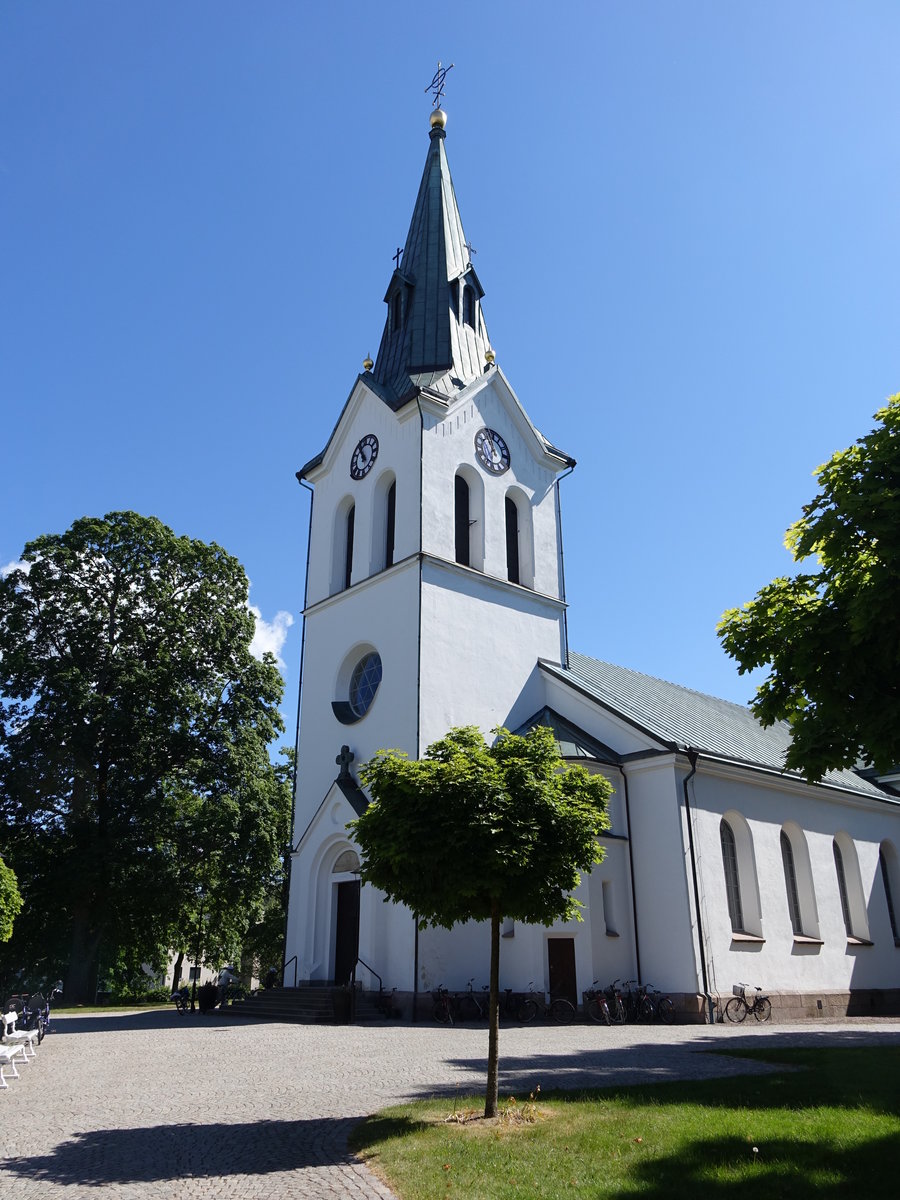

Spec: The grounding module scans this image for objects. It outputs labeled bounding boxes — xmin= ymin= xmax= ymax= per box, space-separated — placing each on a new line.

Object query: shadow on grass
xmin=0 ymin=1117 xmax=368 ymax=1186
xmin=619 ymin=1130 xmax=900 ymax=1199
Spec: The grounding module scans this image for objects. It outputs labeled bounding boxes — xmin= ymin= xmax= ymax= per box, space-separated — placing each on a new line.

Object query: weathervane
xmin=425 ymin=61 xmax=454 ymax=109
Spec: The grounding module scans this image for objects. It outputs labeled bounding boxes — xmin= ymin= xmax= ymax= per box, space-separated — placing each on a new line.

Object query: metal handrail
xmin=281 ymin=954 xmax=298 ymax=989
xmin=351 ymin=956 xmax=383 ymax=994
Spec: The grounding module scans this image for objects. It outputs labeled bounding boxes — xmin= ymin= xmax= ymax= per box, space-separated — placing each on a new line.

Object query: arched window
xmin=343 ymin=503 xmax=355 ymax=590
xmin=391 ymin=290 xmax=402 ymax=332
xmin=780 ymin=824 xmax=820 ymax=939
xmin=833 ymin=840 xmax=852 ymax=935
xmin=833 ymin=832 xmax=870 ymax=942
xmin=880 ymin=843 xmax=900 ymax=945
xmin=385 ymin=480 xmax=396 ymax=568
xmin=720 ymin=819 xmax=743 ymax=933
xmin=780 ymin=830 xmax=803 ymax=935
xmin=455 ymin=474 xmax=470 ymax=566
xmin=449 ymin=278 xmax=459 ymax=319
xmin=505 ymin=496 xmax=520 ymax=584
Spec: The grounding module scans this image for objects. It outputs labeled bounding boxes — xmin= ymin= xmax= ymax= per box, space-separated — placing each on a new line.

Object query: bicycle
xmin=583 ymin=980 xmax=612 ymax=1025
xmin=499 ymin=988 xmax=529 ymax=1023
xmin=456 ymin=979 xmax=487 ymax=1022
xmin=725 ymin=983 xmax=771 ymax=1023
xmin=645 ymin=984 xmax=676 ymax=1024
xmin=431 ymin=985 xmax=454 ymax=1025
xmin=621 ymin=980 xmax=655 ymax=1023
xmin=604 ymin=979 xmax=627 ymax=1024
xmin=518 ymin=983 xmax=576 ymax=1025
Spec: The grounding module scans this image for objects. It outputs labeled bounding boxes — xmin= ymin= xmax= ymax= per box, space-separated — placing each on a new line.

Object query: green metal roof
xmin=372 ymin=122 xmax=491 ymax=406
xmin=544 ymin=652 xmax=893 ymax=801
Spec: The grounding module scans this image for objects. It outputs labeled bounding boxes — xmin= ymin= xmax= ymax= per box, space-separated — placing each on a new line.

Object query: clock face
xmin=350 ymin=434 xmax=379 ymax=480
xmin=474 ymin=427 xmax=511 ymax=475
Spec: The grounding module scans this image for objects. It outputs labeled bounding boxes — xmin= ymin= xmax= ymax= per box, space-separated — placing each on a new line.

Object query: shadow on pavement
xmin=53 ymin=1008 xmax=276 ymax=1034
xmin=1 ymin=1117 xmax=365 ymax=1185
xmin=421 ymin=1027 xmax=900 ymax=1098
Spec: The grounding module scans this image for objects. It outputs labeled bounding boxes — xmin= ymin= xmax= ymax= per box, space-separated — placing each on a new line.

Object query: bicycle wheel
xmin=518 ymin=998 xmax=539 ymax=1023
xmin=724 ymin=997 xmax=746 ymax=1023
xmin=754 ymin=997 xmax=772 ymax=1023
xmin=587 ymin=997 xmax=611 ymax=1025
xmin=657 ymin=997 xmax=676 ymax=1025
xmin=638 ymin=995 xmax=655 ymax=1022
xmin=608 ymin=995 xmax=626 ymax=1024
xmin=550 ymin=998 xmax=576 ymax=1025
xmin=432 ymin=999 xmax=452 ymax=1025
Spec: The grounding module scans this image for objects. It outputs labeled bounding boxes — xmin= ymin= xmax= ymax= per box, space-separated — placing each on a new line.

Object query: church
xmin=283 ymin=102 xmax=900 ymax=1022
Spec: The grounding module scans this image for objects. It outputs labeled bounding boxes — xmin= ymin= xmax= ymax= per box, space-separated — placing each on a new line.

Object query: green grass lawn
xmin=349 ymin=1047 xmax=900 ymax=1199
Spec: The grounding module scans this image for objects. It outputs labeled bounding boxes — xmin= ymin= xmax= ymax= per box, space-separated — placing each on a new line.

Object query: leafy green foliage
xmin=353 ymin=724 xmax=611 ymax=1116
xmin=719 ymin=396 xmax=900 ymax=780
xmin=355 ymin=725 xmax=611 ymax=928
xmin=0 ymin=854 xmax=22 ymax=943
xmin=0 ymin=511 xmax=288 ymax=1001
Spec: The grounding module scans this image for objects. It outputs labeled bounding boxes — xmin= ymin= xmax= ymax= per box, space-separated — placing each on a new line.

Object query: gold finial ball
xmin=430 ymin=108 xmax=447 ymax=130
xmin=363 ymin=354 xmax=374 ymax=372
xmin=484 ymin=349 xmax=495 ymax=366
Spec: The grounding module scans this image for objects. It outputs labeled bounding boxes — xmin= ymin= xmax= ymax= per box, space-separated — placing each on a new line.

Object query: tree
xmin=0 ymin=512 xmax=286 ymax=1002
xmin=719 ymin=395 xmax=900 ymax=781
xmin=352 ymin=725 xmax=612 ymax=1118
xmin=0 ymin=855 xmax=22 ymax=943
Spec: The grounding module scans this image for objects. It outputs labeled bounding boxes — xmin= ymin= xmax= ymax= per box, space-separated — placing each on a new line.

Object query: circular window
xmin=349 ymin=652 xmax=382 ymax=718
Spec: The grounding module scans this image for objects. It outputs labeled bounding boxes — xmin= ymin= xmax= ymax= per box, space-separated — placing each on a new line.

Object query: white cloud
xmin=249 ymin=605 xmax=294 ymax=669
xmin=1 ymin=560 xmax=30 ymax=579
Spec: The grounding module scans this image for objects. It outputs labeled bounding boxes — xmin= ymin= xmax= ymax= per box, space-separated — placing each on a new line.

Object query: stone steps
xmin=223 ymin=986 xmax=391 ymax=1025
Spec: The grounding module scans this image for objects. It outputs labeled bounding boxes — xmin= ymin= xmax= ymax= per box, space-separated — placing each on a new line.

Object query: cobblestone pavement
xmin=0 ymin=1008 xmax=897 ymax=1198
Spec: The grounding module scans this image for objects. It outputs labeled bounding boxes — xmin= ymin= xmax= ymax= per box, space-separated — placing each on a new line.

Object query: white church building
xmin=283 ymin=105 xmax=900 ymax=1022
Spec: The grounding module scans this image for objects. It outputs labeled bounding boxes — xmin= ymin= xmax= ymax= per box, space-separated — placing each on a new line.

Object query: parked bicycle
xmin=583 ymin=980 xmax=612 ymax=1025
xmin=455 ymin=979 xmax=488 ymax=1022
xmin=725 ymin=983 xmax=771 ymax=1023
xmin=431 ymin=984 xmax=453 ymax=1025
xmin=519 ymin=983 xmax=576 ymax=1025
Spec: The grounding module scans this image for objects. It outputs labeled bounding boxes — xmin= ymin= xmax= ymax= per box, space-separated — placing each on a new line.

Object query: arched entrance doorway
xmin=332 ymin=849 xmax=360 ymax=984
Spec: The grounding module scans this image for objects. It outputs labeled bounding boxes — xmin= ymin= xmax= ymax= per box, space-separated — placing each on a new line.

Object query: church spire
xmin=371 ymin=108 xmax=492 ymax=407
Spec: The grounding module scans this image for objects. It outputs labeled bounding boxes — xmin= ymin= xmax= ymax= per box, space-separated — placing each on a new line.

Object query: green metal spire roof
xmin=372 ymin=118 xmax=491 ymax=407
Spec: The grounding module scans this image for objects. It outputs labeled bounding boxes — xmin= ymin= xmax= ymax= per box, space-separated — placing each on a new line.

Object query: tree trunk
xmin=484 ymin=899 xmax=501 ymax=1118
xmin=171 ymin=950 xmax=185 ymax=992
xmin=66 ymin=910 xmax=103 ymax=1004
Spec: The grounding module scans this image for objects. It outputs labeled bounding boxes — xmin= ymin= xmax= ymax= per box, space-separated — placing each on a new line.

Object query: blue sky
xmin=2 ymin=2 xmax=898 ymax=747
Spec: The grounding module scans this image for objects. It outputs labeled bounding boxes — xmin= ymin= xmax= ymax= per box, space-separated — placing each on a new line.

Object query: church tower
xmin=285 ymin=103 xmax=576 ymax=996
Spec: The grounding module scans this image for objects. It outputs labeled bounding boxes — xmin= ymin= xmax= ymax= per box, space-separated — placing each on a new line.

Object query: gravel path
xmin=0 ymin=1008 xmax=896 ymax=1198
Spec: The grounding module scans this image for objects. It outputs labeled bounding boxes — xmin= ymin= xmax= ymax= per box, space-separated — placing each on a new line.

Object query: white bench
xmin=3 ymin=1010 xmax=39 ymax=1059
xmin=0 ymin=1042 xmax=28 ymax=1088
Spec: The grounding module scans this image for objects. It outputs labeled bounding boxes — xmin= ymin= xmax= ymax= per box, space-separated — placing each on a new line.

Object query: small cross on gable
xmin=336 ymin=744 xmax=355 ymax=779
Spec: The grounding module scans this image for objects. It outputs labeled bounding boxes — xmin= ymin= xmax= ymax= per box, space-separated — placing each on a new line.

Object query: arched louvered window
xmin=463 ymin=285 xmax=475 ymax=328
xmin=384 ymin=480 xmax=396 ymax=568
xmin=505 ymin=496 xmax=520 ymax=584
xmin=720 ymin=819 xmax=744 ymax=933
xmin=343 ymin=503 xmax=355 ymax=590
xmin=781 ymin=829 xmax=803 ymax=936
xmin=455 ymin=474 xmax=470 ymax=566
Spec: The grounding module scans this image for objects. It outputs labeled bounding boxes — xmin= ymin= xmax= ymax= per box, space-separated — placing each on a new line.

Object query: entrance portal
xmin=548 ymin=937 xmax=577 ymax=1006
xmin=333 ymin=879 xmax=360 ymax=984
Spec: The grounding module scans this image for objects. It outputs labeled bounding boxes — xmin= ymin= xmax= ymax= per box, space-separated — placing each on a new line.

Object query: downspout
xmin=283 ymin=476 xmax=315 ymax=963
xmin=554 ymin=463 xmax=576 ymax=668
xmin=616 ymin=763 xmax=642 ymax=986
xmin=681 ymin=748 xmax=714 ymax=1023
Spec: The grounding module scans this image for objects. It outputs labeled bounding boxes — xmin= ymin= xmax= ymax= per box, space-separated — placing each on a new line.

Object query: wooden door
xmin=547 ymin=937 xmax=577 ymax=1006
xmin=333 ymin=880 xmax=360 ymax=985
